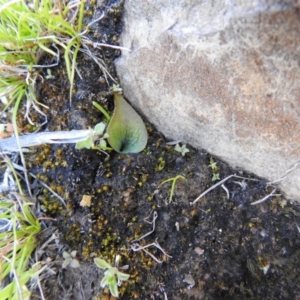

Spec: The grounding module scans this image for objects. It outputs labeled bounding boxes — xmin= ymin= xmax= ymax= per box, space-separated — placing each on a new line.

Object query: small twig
xmin=221 ymin=184 xmax=230 ymax=199
xmin=191 ymin=174 xmax=259 ymax=205
xmin=131 ymin=211 xmax=157 ymax=242
xmin=268 ymin=160 xmax=300 ymax=185
xmin=30 ymin=174 xmax=67 ymax=208
xmin=78 ymin=13 xmax=105 ymax=37
xmin=79 ymin=46 xmax=116 ymax=84
xmin=35 ymin=252 xmax=46 ymax=300
xmin=38 ymin=231 xmax=60 ymax=252
xmin=0 ymin=129 xmax=90 ymax=152
xmin=233 ymin=180 xmax=247 ymax=190
xmin=30 ymin=44 xmax=60 ymax=68
xmin=165 ymin=140 xmax=182 ymax=146
xmin=0 ymin=219 xmax=12 ymax=232
xmin=25 ymin=96 xmax=48 ymax=127
xmin=2 ymin=256 xmax=22 ymax=297
xmin=131 ymin=239 xmax=172 ymax=264
xmin=250 ymin=188 xmax=280 ymax=205
xmin=142 ymin=248 xmax=163 ymax=264
xmin=82 ymin=37 xmax=130 ymax=52
xmin=12 ymin=163 xmax=67 ymax=208
xmin=66 ymin=0 xmax=80 ymax=24
xmin=129 ymin=212 xmax=171 ymax=263
xmin=79 ymin=279 xmax=86 ymax=300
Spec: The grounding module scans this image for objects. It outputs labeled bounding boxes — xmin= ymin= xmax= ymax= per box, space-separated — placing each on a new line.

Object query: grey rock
xmin=115 ymin=0 xmax=300 ymax=201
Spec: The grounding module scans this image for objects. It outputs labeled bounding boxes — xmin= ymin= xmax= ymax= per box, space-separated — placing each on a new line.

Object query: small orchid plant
xmin=94 ymin=256 xmax=130 ymax=298
xmin=175 ymin=143 xmax=190 ymax=156
xmin=0 ymin=85 xmax=148 ymax=155
xmin=62 ymin=250 xmax=80 ymax=269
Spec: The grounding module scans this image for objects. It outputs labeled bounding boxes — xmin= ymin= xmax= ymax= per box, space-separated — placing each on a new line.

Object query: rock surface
xmin=115 ymin=0 xmax=300 ymax=201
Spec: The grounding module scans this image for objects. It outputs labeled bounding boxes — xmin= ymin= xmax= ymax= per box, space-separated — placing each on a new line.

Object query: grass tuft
xmin=0 ymin=192 xmax=43 ymax=299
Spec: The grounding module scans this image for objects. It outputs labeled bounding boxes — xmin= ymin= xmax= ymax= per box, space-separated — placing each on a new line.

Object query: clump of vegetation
xmin=94 ymin=256 xmax=130 ymax=298
xmin=0 ymin=0 xmax=121 ymax=127
xmin=0 ymin=0 xmax=83 ymax=114
xmin=0 ymin=191 xmax=43 ymax=299
xmin=0 ymin=0 xmax=89 ymax=194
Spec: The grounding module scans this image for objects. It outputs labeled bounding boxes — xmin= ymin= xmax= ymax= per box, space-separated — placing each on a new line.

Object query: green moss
xmin=155 ymin=157 xmax=165 ymax=171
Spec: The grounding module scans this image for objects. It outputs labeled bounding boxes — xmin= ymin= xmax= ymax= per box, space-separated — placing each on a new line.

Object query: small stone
xmin=183 ymin=274 xmax=195 ymax=288
xmin=80 ymin=195 xmax=92 ymax=207
xmin=194 ymin=247 xmax=204 ymax=255
xmin=116 ymin=0 xmax=300 ymax=202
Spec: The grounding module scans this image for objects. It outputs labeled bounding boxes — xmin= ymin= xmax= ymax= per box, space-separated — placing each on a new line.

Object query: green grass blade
xmin=93 ymin=101 xmax=111 ymax=121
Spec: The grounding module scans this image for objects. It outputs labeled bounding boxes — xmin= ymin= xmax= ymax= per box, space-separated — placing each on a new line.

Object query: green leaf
xmin=209 ymin=162 xmax=217 ymax=169
xmin=62 ymin=257 xmax=71 ymax=268
xmin=117 ymin=271 xmax=130 ymax=281
xmin=75 ymin=137 xmax=92 ymax=149
xmin=94 ymin=257 xmax=112 ymax=270
xmin=94 ymin=122 xmax=106 ymax=135
xmin=107 ymin=92 xmax=148 ymax=153
xmin=100 ymin=276 xmax=109 ymax=288
xmin=99 ymin=139 xmax=107 ymax=148
xmin=175 ymin=144 xmax=190 ymax=156
xmin=212 ymin=173 xmax=220 ymax=182
xmin=93 ymin=102 xmax=111 ymax=122
xmin=109 ymin=278 xmax=119 ymax=297
xmin=69 ymin=259 xmax=80 ymax=268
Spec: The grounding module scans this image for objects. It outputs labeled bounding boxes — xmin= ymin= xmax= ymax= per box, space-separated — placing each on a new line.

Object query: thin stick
xmin=2 ymin=154 xmax=23 ymax=194
xmin=0 ymin=129 xmax=90 ymax=151
xmin=12 ymin=163 xmax=67 ymax=208
xmin=250 ymin=188 xmax=280 ymax=205
xmin=268 ymin=161 xmax=300 ymax=185
xmin=131 ymin=211 xmax=157 ymax=242
xmin=165 ymin=140 xmax=182 ymax=145
xmin=82 ymin=37 xmax=131 ymax=52
xmin=221 ymin=184 xmax=230 ymax=199
xmin=29 ymin=173 xmax=67 ymax=208
xmin=131 ymin=239 xmax=172 ymax=264
xmin=35 ymin=252 xmax=46 ymax=300
xmin=191 ymin=174 xmax=259 ymax=205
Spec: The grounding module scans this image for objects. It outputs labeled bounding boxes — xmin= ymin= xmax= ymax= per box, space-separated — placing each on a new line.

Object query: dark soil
xmin=5 ymin=1 xmax=300 ymax=299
